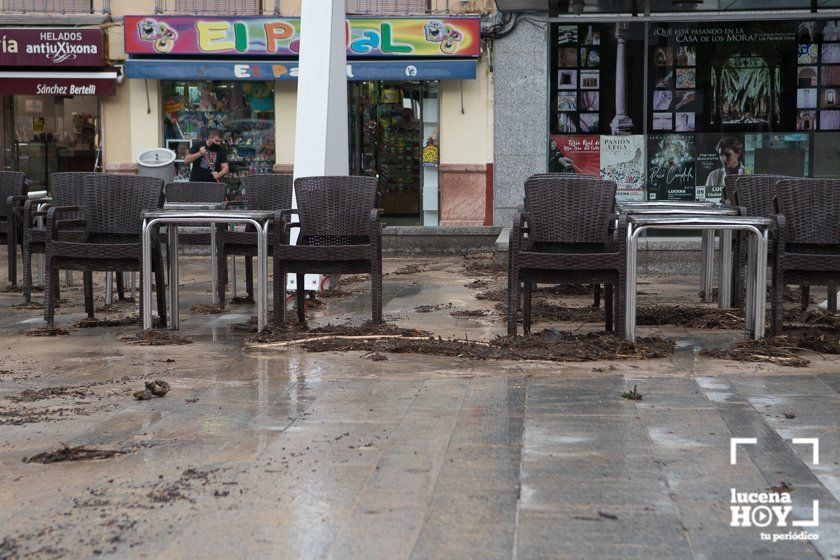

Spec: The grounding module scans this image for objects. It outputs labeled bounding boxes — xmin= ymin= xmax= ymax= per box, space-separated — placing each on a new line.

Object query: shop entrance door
xmin=349 ymin=81 xmax=424 ymax=225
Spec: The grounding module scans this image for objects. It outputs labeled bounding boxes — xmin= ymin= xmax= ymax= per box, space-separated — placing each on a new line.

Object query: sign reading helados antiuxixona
xmin=124 ymin=16 xmax=480 ymax=58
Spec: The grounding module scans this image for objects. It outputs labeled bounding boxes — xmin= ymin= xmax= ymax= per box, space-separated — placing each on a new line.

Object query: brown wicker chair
xmin=508 ymin=174 xmax=626 ymax=337
xmin=215 ymin=174 xmax=292 ymax=309
xmin=273 ymin=175 xmax=383 ymax=326
xmin=21 ymin=172 xmax=95 ymax=303
xmin=0 ymin=171 xmax=27 ymax=287
xmin=163 ymin=181 xmax=226 ymax=247
xmin=44 ymin=174 xmax=167 ymax=326
xmin=771 ymin=178 xmax=840 ymax=334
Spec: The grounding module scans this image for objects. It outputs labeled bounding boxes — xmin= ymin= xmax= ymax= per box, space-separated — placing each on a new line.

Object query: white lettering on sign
xmin=36 ymin=83 xmax=68 ymax=95
xmin=234 ymin=64 xmax=250 ymax=78
xmin=0 ymin=36 xmax=19 ymax=53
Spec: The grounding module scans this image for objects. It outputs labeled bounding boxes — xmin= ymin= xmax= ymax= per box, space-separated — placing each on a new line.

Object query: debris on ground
xmin=475 ymin=288 xmax=507 ymax=302
xmin=592 ymin=365 xmax=617 ymax=373
xmin=23 ymin=444 xmax=127 ymax=464
xmin=393 ymin=264 xmax=427 ymax=275
xmin=229 ymin=296 xmax=255 ymax=305
xmin=464 ymin=279 xmax=491 ymax=290
xmin=783 ymin=413 xmax=796 ymax=419
xmin=340 ymin=274 xmax=369 ymax=285
xmin=248 ymin=324 xmax=673 ymax=362
xmin=770 ymin=482 xmax=794 ymax=493
xmin=636 ymin=305 xmax=745 ymax=329
xmin=785 ymin=309 xmax=840 ymax=329
xmin=363 ymin=352 xmax=389 ymax=361
xmin=463 ymin=259 xmax=505 ymax=275
xmin=597 ymin=511 xmax=619 ymax=520
xmin=134 ymin=380 xmax=171 ymax=400
xmin=25 ymin=326 xmax=69 ymax=337
xmin=500 ymin=301 xmax=604 ymax=323
xmin=72 ymin=317 xmax=139 ymax=328
xmin=621 ymin=385 xmax=644 ymax=401
xmin=10 ymin=302 xmax=44 ymax=310
xmin=415 ymin=303 xmax=453 ymax=313
xmin=6 ymin=386 xmax=90 ymax=402
xmin=190 ymin=303 xmax=224 ymax=314
xmin=450 ymin=309 xmax=492 ymax=318
xmin=701 ymin=340 xmax=810 ymax=367
xmin=119 ymin=330 xmax=193 ymax=346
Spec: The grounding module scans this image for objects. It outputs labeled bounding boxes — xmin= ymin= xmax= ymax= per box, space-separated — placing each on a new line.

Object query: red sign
xmin=552 ymin=135 xmax=601 ymax=176
xmin=0 ymin=28 xmax=105 ymax=67
xmin=0 ymin=73 xmax=116 ymax=96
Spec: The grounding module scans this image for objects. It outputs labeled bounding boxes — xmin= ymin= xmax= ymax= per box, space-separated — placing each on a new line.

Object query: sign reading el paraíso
xmin=124 ymin=16 xmax=480 ymax=58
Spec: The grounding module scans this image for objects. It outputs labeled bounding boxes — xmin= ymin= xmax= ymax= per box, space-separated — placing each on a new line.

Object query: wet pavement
xmin=0 ymin=255 xmax=839 ymax=559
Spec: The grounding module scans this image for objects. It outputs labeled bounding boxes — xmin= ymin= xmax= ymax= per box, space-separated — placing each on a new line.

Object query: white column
xmin=293 ymin=0 xmax=349 ymax=181
xmin=610 ymin=22 xmax=633 ymax=135
xmin=290 ymin=0 xmax=348 ymax=292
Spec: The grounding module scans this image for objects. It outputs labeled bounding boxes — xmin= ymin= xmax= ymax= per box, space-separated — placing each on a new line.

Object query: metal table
xmin=624 ymin=215 xmax=771 ymax=343
xmin=142 ymin=209 xmax=273 ymax=332
xmin=620 ymin=206 xmax=739 ymax=307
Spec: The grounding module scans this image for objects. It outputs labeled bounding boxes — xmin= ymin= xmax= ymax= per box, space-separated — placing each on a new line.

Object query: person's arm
xmin=184 ymin=145 xmax=206 ymax=164
xmin=213 ymin=163 xmax=230 ymax=180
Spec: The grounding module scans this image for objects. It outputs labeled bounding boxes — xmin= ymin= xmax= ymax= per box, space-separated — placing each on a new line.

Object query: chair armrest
xmin=615 ymin=213 xmax=628 ymax=257
xmin=773 ymin=212 xmax=786 ymax=250
xmin=46 ymin=206 xmax=85 ymax=241
xmin=510 ymin=212 xmax=529 ymax=255
xmin=6 ymin=195 xmax=29 ymax=208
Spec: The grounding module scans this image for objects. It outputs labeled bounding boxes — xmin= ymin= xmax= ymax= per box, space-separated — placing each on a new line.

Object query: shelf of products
xmin=162 ymin=81 xmax=275 ymax=199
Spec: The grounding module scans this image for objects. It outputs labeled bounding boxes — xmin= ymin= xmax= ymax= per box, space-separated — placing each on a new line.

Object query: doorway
xmin=1 ymin=95 xmax=100 ymax=191
xmin=349 ymin=81 xmax=427 ymax=225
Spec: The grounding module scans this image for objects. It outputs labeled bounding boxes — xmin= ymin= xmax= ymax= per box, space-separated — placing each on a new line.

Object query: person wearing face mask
xmin=705 ymin=136 xmax=744 ymax=189
xmin=184 ymin=129 xmax=229 ymax=183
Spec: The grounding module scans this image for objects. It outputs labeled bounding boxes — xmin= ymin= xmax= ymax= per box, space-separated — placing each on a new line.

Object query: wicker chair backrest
xmin=723 ymin=174 xmax=737 ymax=205
xmin=294 ymin=176 xmax=379 ymax=239
xmin=165 ymin=181 xmax=226 ymax=203
xmin=733 ymin=175 xmax=787 ymax=218
xmin=0 ymin=171 xmax=26 ymax=219
xmin=83 ymin=174 xmax=164 ymax=236
xmin=776 ymin=178 xmax=840 ymax=245
xmin=243 ymin=174 xmax=293 ymax=211
xmin=51 ymin=172 xmax=96 ymax=221
xmin=523 ymin=175 xmax=616 ymax=244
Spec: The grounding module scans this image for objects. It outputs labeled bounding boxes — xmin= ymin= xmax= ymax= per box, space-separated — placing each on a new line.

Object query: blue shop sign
xmin=125 ymin=58 xmax=476 ymax=81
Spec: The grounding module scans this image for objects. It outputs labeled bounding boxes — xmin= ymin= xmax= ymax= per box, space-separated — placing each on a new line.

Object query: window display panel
xmin=162 ymin=81 xmax=275 ymax=199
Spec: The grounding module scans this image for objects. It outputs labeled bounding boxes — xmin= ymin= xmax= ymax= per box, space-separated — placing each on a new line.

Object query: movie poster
xmin=694 ymin=133 xmax=745 ymax=201
xmin=647 ymin=134 xmax=696 ymax=201
xmin=550 ymin=134 xmax=601 ymax=175
xmin=600 ymin=135 xmax=645 ymax=201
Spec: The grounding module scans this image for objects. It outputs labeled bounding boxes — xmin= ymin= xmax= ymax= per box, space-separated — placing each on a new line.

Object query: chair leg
xmin=154 ymin=250 xmax=168 ymax=328
xmin=615 ymin=272 xmax=626 ymax=340
xmin=593 ymin=284 xmax=601 ymax=308
xmin=7 ymin=226 xmax=17 ymax=288
xmin=523 ymin=281 xmax=532 ymax=336
xmin=245 ymin=256 xmax=254 ymax=299
xmin=828 ymin=285 xmax=838 ymax=312
xmin=800 ymin=285 xmax=810 ymax=311
xmin=83 ymin=271 xmax=94 ymax=318
xmin=216 ymin=245 xmax=228 ymax=310
xmin=44 ymin=258 xmax=57 ymax=326
xmin=296 ymin=273 xmax=306 ymax=324
xmin=605 ymin=283 xmax=614 ymax=332
xmin=771 ymin=267 xmax=784 ymax=336
xmin=116 ymin=271 xmax=126 ymax=300
xmin=273 ymin=258 xmax=285 ymax=326
xmin=371 ymin=260 xmax=383 ymax=325
xmin=507 ymin=269 xmax=519 ymax=336
xmin=22 ymin=246 xmax=32 ymax=303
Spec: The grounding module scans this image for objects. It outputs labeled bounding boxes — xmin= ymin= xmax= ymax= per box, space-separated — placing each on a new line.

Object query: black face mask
xmin=207 ymin=143 xmax=220 ymax=152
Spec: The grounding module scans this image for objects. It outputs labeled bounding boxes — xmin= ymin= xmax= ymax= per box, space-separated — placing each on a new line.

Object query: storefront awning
xmin=0 ymin=71 xmax=117 ymax=96
xmin=125 ymin=59 xmax=477 ymax=82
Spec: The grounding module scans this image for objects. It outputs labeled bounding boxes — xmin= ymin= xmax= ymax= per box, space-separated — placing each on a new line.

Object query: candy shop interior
xmin=161 ymin=81 xmax=275 ymax=199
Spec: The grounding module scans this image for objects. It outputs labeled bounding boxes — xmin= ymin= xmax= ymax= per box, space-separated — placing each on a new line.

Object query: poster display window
xmin=549 ymin=19 xmax=840 ymax=202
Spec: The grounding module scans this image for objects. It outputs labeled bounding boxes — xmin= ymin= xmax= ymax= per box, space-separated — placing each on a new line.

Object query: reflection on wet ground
xmin=0 ymin=255 xmax=839 ymax=558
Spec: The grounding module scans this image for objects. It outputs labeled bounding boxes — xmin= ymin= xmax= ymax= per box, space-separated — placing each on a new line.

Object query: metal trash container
xmin=136 ymin=148 xmax=176 ymax=184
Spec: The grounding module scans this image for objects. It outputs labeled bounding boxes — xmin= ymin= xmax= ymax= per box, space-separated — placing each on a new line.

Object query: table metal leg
xmin=65 ymin=271 xmax=72 ymax=287
xmin=168 ymin=225 xmax=180 ymax=330
xmin=130 ymin=272 xmax=136 ymax=300
xmin=753 ymin=230 xmax=768 ymax=339
xmin=745 ymin=234 xmax=757 ymax=336
xmin=625 ymin=225 xmax=639 ymax=343
xmin=257 ymin=222 xmax=268 ymax=332
xmin=719 ymin=230 xmax=733 ymax=308
xmin=702 ymin=230 xmax=715 ymax=302
xmin=142 ymin=221 xmax=153 ymax=331
xmin=210 ymin=226 xmax=218 ymax=305
xmin=105 ymin=272 xmax=113 ymax=305
xmin=231 ymin=255 xmax=237 ymax=298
